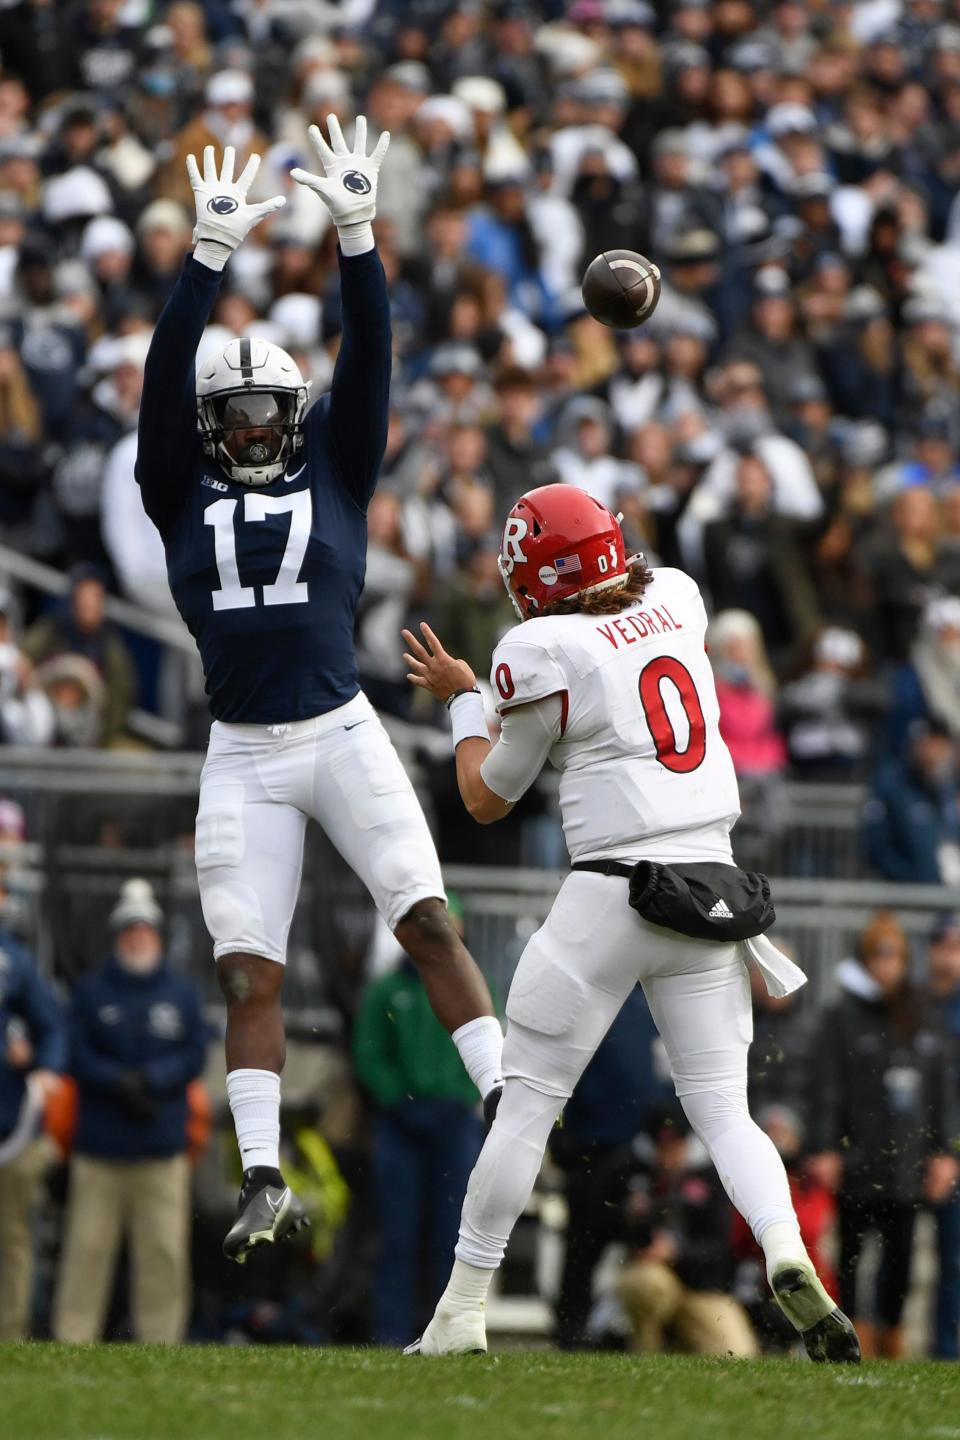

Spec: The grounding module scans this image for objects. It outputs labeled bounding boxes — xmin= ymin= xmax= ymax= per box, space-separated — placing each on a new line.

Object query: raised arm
xmin=326 ymin=246 xmax=391 ymax=510
xmin=291 ymin=115 xmax=391 ymax=510
xmin=137 ymin=146 xmax=285 ymax=535
xmin=137 ymin=256 xmax=223 ymax=534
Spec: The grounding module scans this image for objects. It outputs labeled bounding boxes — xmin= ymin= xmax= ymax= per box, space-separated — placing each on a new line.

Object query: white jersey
xmin=488 ymin=567 xmax=740 ymax=865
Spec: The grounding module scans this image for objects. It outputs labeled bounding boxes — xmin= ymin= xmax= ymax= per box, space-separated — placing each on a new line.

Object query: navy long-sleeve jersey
xmin=136 ymin=248 xmax=391 ymax=724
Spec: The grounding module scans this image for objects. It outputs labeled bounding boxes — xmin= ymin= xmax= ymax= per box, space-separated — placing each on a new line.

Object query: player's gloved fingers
xmin=306 ymin=124 xmax=336 ymax=169
xmin=326 ymin=113 xmax=348 ymax=156
xmin=221 ymin=145 xmax=236 ymax=186
xmin=371 ymin=130 xmax=391 ymax=166
xmin=186 ymin=153 xmax=202 ymax=190
xmin=252 ymin=195 xmax=287 ymax=221
xmin=353 ymin=114 xmax=367 ymax=156
xmin=237 ymin=151 xmax=260 ymax=196
xmin=289 ymin=168 xmax=328 ymax=196
xmin=203 ymin=145 xmax=217 ymax=184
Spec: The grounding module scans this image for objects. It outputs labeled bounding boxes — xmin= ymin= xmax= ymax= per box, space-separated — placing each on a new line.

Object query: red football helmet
xmin=498 ymin=484 xmax=631 ymax=621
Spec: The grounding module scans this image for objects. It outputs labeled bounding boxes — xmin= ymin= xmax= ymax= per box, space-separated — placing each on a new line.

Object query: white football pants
xmin=455 ymin=870 xmax=798 ymax=1268
xmin=195 ymin=691 xmax=445 ymax=963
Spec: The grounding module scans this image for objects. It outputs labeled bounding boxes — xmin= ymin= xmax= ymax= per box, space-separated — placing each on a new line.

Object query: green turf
xmin=2 ymin=1344 xmax=959 ymax=1440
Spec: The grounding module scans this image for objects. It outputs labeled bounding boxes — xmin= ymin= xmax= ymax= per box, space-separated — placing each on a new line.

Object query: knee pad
xmin=200 ymin=879 xmax=267 ymax=948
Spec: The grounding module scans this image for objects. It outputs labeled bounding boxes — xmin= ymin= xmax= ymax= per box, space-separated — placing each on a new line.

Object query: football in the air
xmin=581 ymin=249 xmax=662 ymax=328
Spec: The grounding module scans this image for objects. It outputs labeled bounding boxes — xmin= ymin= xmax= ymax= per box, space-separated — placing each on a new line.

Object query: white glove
xmin=187 ymin=146 xmax=285 ymax=263
xmin=290 ymin=114 xmax=389 ymax=255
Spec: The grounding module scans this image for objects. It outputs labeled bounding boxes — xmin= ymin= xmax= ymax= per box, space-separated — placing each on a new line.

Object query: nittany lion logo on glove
xmin=208 ymin=195 xmax=239 ymax=215
xmin=342 ymin=170 xmax=372 ymax=195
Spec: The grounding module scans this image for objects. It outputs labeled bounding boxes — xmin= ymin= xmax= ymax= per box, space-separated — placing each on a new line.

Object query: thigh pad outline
xmin=329 ymin=730 xmax=418 ymax=833
xmin=505 ymin=941 xmax=586 ymax=1038
xmin=195 ymin=779 xmax=246 ymax=871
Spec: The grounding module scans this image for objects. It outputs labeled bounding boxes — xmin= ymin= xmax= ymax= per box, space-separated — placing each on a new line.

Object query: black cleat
xmin=222 ymin=1166 xmax=309 ymax=1265
xmin=483 ymin=1083 xmax=503 ymax=1130
xmin=773 ymin=1264 xmax=861 ymax=1363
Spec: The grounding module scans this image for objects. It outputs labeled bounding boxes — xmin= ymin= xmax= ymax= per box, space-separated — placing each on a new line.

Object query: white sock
xmin=226 ymin=1068 xmax=281 ymax=1171
xmin=452 ymin=1015 xmax=504 ymax=1098
xmin=759 ymin=1220 xmax=809 ymax=1286
xmin=437 ymin=1259 xmax=496 ymax=1317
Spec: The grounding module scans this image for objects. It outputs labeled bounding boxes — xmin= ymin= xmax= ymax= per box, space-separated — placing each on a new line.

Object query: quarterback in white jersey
xmin=489 ymin=565 xmax=740 ymax=868
xmin=402 ymin=483 xmax=859 ymax=1364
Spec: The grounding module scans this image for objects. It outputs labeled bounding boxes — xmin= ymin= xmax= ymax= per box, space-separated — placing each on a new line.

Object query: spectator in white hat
xmin=132 ymin=199 xmax=193 ymax=311
xmin=41 ymin=165 xmax=113 ymax=227
xmin=889 ymin=595 xmax=960 ymax=749
xmin=80 ymin=215 xmax=136 ymax=320
xmin=366 ymin=63 xmax=431 ymax=257
xmin=157 ymin=68 xmax=268 ymax=210
xmin=53 ymin=878 xmax=207 ymax=1344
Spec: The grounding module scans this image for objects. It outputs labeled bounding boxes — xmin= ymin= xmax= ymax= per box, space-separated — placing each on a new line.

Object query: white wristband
xmin=193 ymin=239 xmax=232 ymax=272
xmin=449 ymin=690 xmax=489 ymax=750
xmin=338 ymin=221 xmax=375 ymax=256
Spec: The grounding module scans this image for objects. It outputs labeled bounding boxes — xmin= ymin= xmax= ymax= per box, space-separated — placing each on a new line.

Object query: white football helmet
xmin=196 ymin=336 xmax=309 ymax=486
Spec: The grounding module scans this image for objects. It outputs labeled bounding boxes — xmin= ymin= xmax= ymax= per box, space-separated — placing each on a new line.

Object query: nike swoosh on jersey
xmin=284 ymin=465 xmax=307 ymax=483
xmin=343 ymin=720 xmax=369 ymax=731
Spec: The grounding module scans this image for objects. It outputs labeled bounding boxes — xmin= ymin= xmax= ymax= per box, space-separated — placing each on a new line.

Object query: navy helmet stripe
xmin=239 ymin=337 xmax=253 ymax=380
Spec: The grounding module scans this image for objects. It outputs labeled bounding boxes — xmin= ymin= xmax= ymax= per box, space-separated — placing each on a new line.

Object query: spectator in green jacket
xmin=354 ymin=897 xmax=488 ymax=1347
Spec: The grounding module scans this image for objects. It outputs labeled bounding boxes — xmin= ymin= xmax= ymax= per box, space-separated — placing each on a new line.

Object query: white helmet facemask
xmin=196 ymin=336 xmax=310 ymax=486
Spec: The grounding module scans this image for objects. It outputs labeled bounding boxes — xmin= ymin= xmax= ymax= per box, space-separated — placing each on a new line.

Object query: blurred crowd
xmin=0 ymin=0 xmax=957 ymax=785
xmin=3 ymin=0 xmax=960 ymax=1363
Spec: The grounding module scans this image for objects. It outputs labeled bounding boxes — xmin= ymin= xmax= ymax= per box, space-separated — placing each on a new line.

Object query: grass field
xmin=3 ymin=1345 xmax=960 ymax=1440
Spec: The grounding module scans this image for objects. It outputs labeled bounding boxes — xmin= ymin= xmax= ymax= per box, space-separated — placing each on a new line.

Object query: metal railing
xmin=0 ymin=748 xmax=948 ymax=1014
xmin=0 ymin=542 xmax=194 ymax=653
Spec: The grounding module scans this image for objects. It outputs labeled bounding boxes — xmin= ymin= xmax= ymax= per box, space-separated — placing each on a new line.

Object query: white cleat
xmin=403 ymin=1307 xmax=487 ymax=1355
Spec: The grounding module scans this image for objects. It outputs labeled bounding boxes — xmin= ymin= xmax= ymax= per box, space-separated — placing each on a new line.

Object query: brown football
xmin=581 ymin=249 xmax=662 ymax=329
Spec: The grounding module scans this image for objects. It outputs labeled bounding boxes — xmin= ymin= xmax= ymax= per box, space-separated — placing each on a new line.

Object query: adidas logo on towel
xmin=708 ymin=898 xmax=734 ymax=920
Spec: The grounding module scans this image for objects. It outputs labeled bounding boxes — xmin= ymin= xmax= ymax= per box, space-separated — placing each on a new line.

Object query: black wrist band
xmin=445 ymin=686 xmax=481 ymax=709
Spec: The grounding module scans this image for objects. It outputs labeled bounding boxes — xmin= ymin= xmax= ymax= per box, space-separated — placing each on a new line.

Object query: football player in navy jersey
xmin=137 ymin=119 xmax=503 ymax=1262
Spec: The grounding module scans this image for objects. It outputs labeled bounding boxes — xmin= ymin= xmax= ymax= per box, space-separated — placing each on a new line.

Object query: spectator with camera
xmin=808 ymin=912 xmax=959 ymax=1358
xmin=617 ymin=1103 xmax=756 ymax=1357
xmin=53 ymin=879 xmax=207 ymax=1343
xmin=779 ymin=626 xmax=888 ymax=781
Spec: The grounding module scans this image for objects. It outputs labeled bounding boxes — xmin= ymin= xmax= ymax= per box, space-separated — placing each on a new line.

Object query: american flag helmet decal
xmin=554 ymin=554 xmax=582 ymax=575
